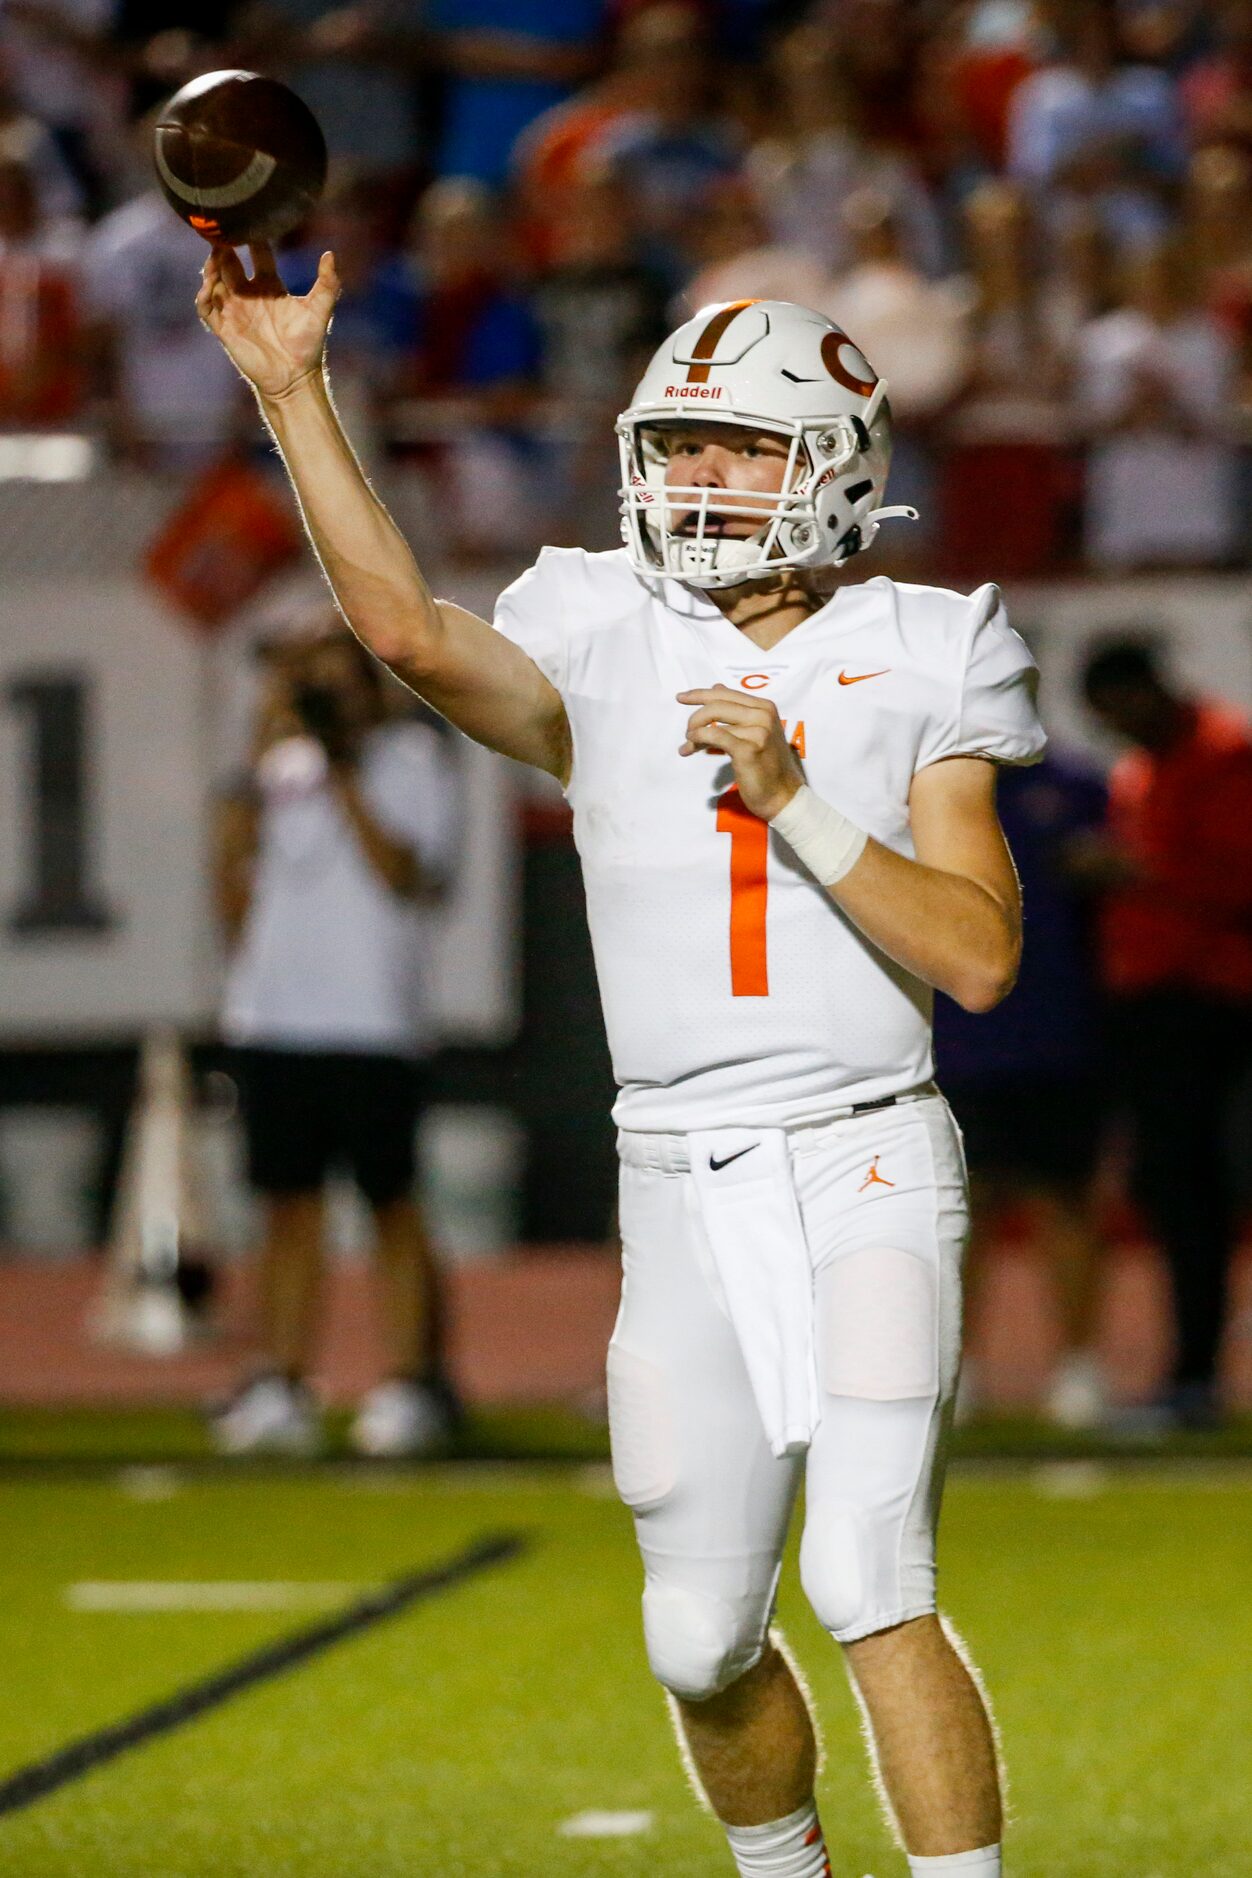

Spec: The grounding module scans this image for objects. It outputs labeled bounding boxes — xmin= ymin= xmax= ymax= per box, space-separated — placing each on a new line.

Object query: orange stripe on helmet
xmin=684 ymin=300 xmax=760 ymax=384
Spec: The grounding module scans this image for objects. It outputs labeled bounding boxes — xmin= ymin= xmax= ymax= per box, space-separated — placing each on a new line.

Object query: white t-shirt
xmin=1077 ymin=307 xmax=1239 ymax=567
xmin=494 ymin=549 xmax=1045 ymax=1131
xmin=83 ymin=193 xmax=243 ymax=449
xmin=222 ymin=721 xmax=459 ymax=1057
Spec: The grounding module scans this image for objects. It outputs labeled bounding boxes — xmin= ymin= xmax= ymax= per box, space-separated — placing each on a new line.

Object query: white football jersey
xmin=494 ymin=548 xmax=1045 ymax=1131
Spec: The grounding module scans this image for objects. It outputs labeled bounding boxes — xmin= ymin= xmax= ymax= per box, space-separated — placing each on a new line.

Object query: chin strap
xmin=867 ymin=504 xmax=920 ymax=527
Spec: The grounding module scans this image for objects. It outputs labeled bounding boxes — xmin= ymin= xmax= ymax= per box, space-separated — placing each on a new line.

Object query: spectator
xmin=939 ymin=179 xmax=1072 ymax=578
xmin=1044 ymin=195 xmax=1116 ymax=351
xmin=1188 ymin=142 xmax=1252 ymax=288
xmin=511 ymin=0 xmax=677 ymax=270
xmin=531 ymin=152 xmax=667 ymax=544
xmin=0 ymin=0 xmax=122 ymax=216
xmin=252 ymin=0 xmax=427 ymax=183
xmin=823 ymin=189 xmax=970 ymax=423
xmin=747 ymin=18 xmax=944 ymax=280
xmin=1008 ymin=0 xmax=1186 ymax=253
xmin=822 ymin=187 xmax=970 ymax=556
xmin=399 ymin=176 xmax=544 ymax=555
xmin=935 ymin=749 xmax=1113 ymax=1429
xmin=212 ymin=619 xmax=462 ymax=1458
xmin=532 ymin=154 xmax=667 ymax=402
xmin=1080 ymin=638 xmax=1252 ymax=1430
xmin=927 ymin=0 xmax=1041 ymax=174
xmin=82 ymin=120 xmax=247 ymax=464
xmin=403 ymin=178 xmax=541 ymax=401
xmin=0 ymin=154 xmax=85 ymax=422
xmin=592 ymin=2 xmax=741 ymax=290
xmin=1187 ymin=144 xmax=1252 ymax=394
xmin=1182 ymin=0 xmax=1252 ymax=155
xmin=279 ymin=164 xmax=419 ymax=405
xmin=824 ymin=0 xmax=929 ymax=159
xmin=1076 ymin=235 xmax=1241 ymax=568
xmin=430 ymin=0 xmax=604 ymax=188
xmin=0 ymin=55 xmax=86 ymax=231
xmin=676 ymin=175 xmax=829 ymax=321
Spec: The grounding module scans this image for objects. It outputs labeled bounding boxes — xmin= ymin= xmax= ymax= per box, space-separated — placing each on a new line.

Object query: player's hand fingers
xmin=248 ymin=240 xmax=281 ymax=282
xmin=678 ymin=689 xmax=778 ymax=724
xmin=214 ymin=242 xmax=247 ymax=292
xmin=683 ymin=700 xmax=774 ymax=739
xmin=196 ymin=255 xmax=228 ymax=325
xmin=677 ymin=686 xmax=764 ymax=707
xmin=307 ymin=250 xmax=341 ymax=312
xmin=681 ymin=722 xmax=750 ymax=758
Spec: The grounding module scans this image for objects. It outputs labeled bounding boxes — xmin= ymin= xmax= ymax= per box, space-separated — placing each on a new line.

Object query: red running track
xmin=0 ymin=1242 xmax=1249 ymax=1411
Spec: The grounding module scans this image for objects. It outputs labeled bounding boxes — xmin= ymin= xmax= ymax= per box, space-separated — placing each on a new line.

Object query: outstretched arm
xmin=195 ymin=242 xmax=570 ymax=782
xmin=679 ymin=687 xmax=1021 ymax=1013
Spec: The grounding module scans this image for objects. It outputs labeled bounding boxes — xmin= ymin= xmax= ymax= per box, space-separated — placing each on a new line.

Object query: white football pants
xmin=610 ymin=1092 xmax=968 ymax=1702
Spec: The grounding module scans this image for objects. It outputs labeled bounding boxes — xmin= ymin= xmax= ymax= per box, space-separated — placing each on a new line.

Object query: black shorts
xmin=230 ymin=1047 xmax=426 ymax=1206
xmin=942 ymin=1074 xmax=1105 ymax=1190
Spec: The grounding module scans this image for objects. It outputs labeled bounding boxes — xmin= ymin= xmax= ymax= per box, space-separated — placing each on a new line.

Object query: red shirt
xmin=0 ymin=254 xmax=84 ymax=423
xmin=1101 ymin=701 xmax=1252 ymax=1002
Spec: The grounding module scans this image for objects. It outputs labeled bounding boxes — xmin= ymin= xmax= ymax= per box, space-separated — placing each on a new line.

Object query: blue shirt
xmin=934 ymin=752 xmax=1108 ymax=1083
xmin=432 ymin=0 xmax=605 ymax=185
xmin=279 ymin=250 xmax=419 ymax=376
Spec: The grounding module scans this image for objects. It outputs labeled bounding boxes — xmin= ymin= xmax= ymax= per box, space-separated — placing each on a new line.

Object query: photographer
xmin=212 ymin=617 xmax=461 ymax=1456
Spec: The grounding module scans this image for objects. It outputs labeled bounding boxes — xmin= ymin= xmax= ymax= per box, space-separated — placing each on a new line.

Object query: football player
xmin=198 ymin=245 xmax=1044 ymax=1878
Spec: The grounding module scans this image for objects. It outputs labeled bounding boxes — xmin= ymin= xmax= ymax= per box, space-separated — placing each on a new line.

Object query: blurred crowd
xmin=7 ymin=0 xmax=1252 ymax=564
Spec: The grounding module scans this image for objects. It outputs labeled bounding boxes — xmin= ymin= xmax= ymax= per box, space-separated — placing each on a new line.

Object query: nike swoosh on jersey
xmin=838 ymin=669 xmax=890 ymax=685
xmin=708 ymin=1145 xmax=758 ymax=1172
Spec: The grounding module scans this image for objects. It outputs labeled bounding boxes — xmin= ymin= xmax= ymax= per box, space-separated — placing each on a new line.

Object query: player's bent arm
xmin=259 ymin=375 xmax=571 ymax=782
xmin=768 ymin=757 xmax=1020 ymax=1012
xmin=825 ymin=758 xmax=1021 ymax=1013
xmin=679 ymin=687 xmax=1020 ymax=1010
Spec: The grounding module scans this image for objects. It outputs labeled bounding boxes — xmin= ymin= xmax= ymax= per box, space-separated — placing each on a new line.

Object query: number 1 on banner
xmin=716 ymin=786 xmax=769 ymax=996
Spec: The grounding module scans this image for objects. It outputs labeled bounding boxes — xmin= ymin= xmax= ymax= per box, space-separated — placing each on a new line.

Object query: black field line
xmin=0 ymin=1531 xmax=525 ymax=1818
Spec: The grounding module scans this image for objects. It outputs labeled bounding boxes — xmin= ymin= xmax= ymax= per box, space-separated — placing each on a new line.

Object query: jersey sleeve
xmin=491 ymin=545 xmax=571 ymax=694
xmin=919 ymin=583 xmax=1047 ymax=770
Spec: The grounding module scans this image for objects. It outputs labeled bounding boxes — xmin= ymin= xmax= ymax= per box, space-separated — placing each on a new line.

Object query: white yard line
xmin=558 ymin=1811 xmax=654 ymax=1838
xmin=65 ymin=1581 xmax=369 ymax=1612
xmin=115 ymin=1466 xmax=183 ymax=1501
xmin=1032 ymin=1460 xmax=1109 ymax=1499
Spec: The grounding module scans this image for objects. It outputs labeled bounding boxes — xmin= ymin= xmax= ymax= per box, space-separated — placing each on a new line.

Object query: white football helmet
xmin=616 ymin=298 xmax=915 ymax=588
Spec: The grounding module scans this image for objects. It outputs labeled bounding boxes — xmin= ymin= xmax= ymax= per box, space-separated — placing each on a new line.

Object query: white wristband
xmin=769 ymin=783 xmax=868 ymax=886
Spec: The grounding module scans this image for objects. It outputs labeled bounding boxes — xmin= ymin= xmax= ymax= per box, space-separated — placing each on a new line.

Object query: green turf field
xmin=2 ymin=1456 xmax=1250 ymax=1876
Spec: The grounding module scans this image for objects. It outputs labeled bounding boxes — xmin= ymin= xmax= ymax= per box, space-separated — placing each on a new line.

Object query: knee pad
xmin=641 ymin=1579 xmax=766 ymax=1702
xmin=799 ymin=1504 xmax=937 ymax=1643
xmin=799 ymin=1508 xmax=871 ymax=1639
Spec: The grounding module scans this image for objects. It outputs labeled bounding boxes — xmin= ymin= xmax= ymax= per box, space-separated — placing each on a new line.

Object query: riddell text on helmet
xmin=665 ymin=383 xmax=725 ymax=398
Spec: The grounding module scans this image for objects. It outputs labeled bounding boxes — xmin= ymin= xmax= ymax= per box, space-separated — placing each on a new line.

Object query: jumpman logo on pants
xmin=858 ymin=1155 xmax=895 ymax=1193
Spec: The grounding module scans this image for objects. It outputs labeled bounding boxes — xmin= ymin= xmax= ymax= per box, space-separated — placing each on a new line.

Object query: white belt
xmin=616 ymin=1082 xmax=939 ymax=1175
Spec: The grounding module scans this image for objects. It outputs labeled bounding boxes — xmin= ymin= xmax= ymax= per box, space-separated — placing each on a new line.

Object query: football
xmin=152 ymin=69 xmax=327 ymax=247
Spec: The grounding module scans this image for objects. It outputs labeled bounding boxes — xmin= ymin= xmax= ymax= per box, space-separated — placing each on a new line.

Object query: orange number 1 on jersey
xmin=717 ymin=786 xmax=769 ymax=996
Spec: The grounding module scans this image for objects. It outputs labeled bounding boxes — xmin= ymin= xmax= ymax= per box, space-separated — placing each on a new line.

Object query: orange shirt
xmin=1101 ymin=701 xmax=1252 ymax=1002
